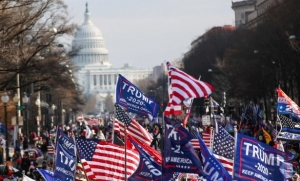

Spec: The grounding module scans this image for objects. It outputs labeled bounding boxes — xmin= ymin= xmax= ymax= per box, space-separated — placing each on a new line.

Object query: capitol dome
xmin=72 ymin=2 xmax=110 ymax=68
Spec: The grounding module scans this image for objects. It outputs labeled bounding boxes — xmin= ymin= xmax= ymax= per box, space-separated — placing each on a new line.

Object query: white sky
xmin=63 ymin=0 xmax=235 ymax=69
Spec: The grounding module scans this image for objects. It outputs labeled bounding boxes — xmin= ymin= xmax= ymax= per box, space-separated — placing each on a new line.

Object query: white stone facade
xmin=232 ymin=0 xmax=284 ymax=28
xmin=72 ymin=3 xmax=152 ymax=113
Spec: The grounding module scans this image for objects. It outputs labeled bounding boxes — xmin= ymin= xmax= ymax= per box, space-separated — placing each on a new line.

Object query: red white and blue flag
xmin=115 ymin=74 xmax=159 ymax=120
xmin=277 ymin=88 xmax=300 ymax=120
xmin=213 ymin=123 xmax=234 ymax=176
xmin=128 ymin=135 xmax=161 ymax=181
xmin=197 ymin=132 xmax=232 ymax=181
xmin=76 ymin=138 xmax=139 ymax=181
xmin=234 ymin=133 xmax=294 ymax=181
xmin=190 ymin=129 xmax=211 ymax=150
xmin=164 ymin=61 xmax=214 ymax=116
xmin=163 ymin=117 xmax=205 ymax=177
xmin=114 ymin=118 xmax=153 ymax=146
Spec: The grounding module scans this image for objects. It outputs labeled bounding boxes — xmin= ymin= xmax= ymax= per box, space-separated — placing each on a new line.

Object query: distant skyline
xmin=63 ymin=0 xmax=235 ymax=69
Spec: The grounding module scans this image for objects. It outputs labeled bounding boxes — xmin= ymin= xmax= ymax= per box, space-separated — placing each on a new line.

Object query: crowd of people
xmin=0 ymin=108 xmax=299 ymax=180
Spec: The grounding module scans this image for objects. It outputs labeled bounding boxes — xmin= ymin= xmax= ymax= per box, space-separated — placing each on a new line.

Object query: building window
xmin=108 ymin=74 xmax=111 ymax=85
xmin=93 ymin=75 xmax=96 ymax=85
xmin=114 ymin=74 xmax=117 ymax=84
xmin=104 ymin=75 xmax=107 ymax=85
xmin=99 ymin=75 xmax=103 ymax=85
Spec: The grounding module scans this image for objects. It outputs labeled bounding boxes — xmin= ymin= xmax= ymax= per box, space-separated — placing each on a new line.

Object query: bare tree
xmin=0 ymin=0 xmax=84 ymax=111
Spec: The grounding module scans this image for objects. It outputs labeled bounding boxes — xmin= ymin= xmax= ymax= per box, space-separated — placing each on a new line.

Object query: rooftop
xmin=232 ymin=0 xmax=256 ymax=8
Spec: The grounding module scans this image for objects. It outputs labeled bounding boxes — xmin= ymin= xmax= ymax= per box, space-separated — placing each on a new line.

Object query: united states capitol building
xmin=71 ymin=3 xmax=154 ymax=113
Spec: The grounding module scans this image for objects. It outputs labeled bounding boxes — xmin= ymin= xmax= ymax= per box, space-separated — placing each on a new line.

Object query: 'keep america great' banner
xmin=115 ymin=74 xmax=159 ymax=120
xmin=234 ymin=133 xmax=294 ymax=181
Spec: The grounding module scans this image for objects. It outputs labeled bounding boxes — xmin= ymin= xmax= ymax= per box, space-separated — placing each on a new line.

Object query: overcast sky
xmin=63 ymin=0 xmax=235 ymax=69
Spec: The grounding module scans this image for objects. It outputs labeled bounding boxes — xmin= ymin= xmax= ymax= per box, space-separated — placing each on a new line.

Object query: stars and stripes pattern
xmin=47 ymin=144 xmax=55 ymax=154
xmin=75 ymin=162 xmax=88 ymax=181
xmin=197 ymin=132 xmax=232 ymax=180
xmin=271 ymin=128 xmax=278 ymax=141
xmin=76 ymin=138 xmax=139 ymax=181
xmin=115 ymin=104 xmax=132 ymax=128
xmin=189 ymin=128 xmax=211 ymax=150
xmin=164 ymin=62 xmax=214 ymax=116
xmin=114 ymin=118 xmax=153 ymax=146
xmin=213 ymin=124 xmax=234 ymax=176
xmin=167 ymin=61 xmax=214 ymax=104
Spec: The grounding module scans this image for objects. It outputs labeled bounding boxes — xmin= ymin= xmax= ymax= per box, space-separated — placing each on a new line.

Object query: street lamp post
xmin=42 ymin=102 xmax=49 ymax=130
xmin=62 ymin=109 xmax=66 ymax=126
xmin=69 ymin=109 xmax=73 ymax=123
xmin=1 ymin=92 xmax=9 ymax=160
xmin=35 ymin=92 xmax=41 ymax=137
xmin=51 ymin=104 xmax=56 ymax=127
xmin=22 ymin=92 xmax=29 ymax=138
xmin=12 ymin=94 xmax=19 ymax=148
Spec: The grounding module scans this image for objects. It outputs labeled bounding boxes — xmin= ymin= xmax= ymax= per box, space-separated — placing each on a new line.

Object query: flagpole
xmin=275 ymin=86 xmax=279 ymax=141
xmin=52 ymin=127 xmax=60 ymax=172
xmin=113 ymin=74 xmax=119 ymax=144
xmin=160 ymin=112 xmax=164 ymax=181
xmin=124 ymin=126 xmax=128 ymax=180
xmin=232 ymin=125 xmax=238 ymax=179
xmin=112 ymin=117 xmax=115 ymax=144
xmin=210 ymin=96 xmax=214 ymax=127
xmin=209 ymin=126 xmax=214 ymax=151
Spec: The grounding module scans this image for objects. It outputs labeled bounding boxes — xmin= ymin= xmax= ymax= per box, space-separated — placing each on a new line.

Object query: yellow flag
xmin=262 ymin=128 xmax=272 ymax=144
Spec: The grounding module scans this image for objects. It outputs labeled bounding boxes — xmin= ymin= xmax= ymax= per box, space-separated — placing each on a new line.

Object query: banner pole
xmin=160 ymin=112 xmax=164 ymax=181
xmin=232 ymin=125 xmax=238 ymax=179
xmin=275 ymin=87 xmax=279 ymax=141
xmin=125 ymin=127 xmax=127 ymax=180
xmin=112 ymin=118 xmax=115 ymax=144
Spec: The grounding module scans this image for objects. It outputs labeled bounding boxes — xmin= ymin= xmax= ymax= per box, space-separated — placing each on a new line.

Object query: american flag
xmin=164 ymin=62 xmax=214 ymax=116
xmin=189 ymin=128 xmax=211 ymax=150
xmin=47 ymin=144 xmax=55 ymax=154
xmin=75 ymin=162 xmax=88 ymax=181
xmin=114 ymin=118 xmax=153 ymax=146
xmin=76 ymin=138 xmax=139 ymax=181
xmin=213 ymin=124 xmax=234 ymax=176
xmin=115 ymin=104 xmax=132 ymax=127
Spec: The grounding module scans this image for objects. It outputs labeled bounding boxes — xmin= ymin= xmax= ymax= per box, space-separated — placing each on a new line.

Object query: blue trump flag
xmin=234 ymin=133 xmax=294 ymax=181
xmin=54 ymin=129 xmax=76 ymax=181
xmin=128 ymin=136 xmax=162 ymax=181
xmin=115 ymin=74 xmax=159 ymax=120
xmin=163 ymin=117 xmax=205 ymax=177
xmin=54 ymin=144 xmax=77 ymax=181
xmin=37 ymin=169 xmax=54 ymax=181
xmin=197 ymin=132 xmax=232 ymax=181
xmin=55 ymin=129 xmax=75 ymax=155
